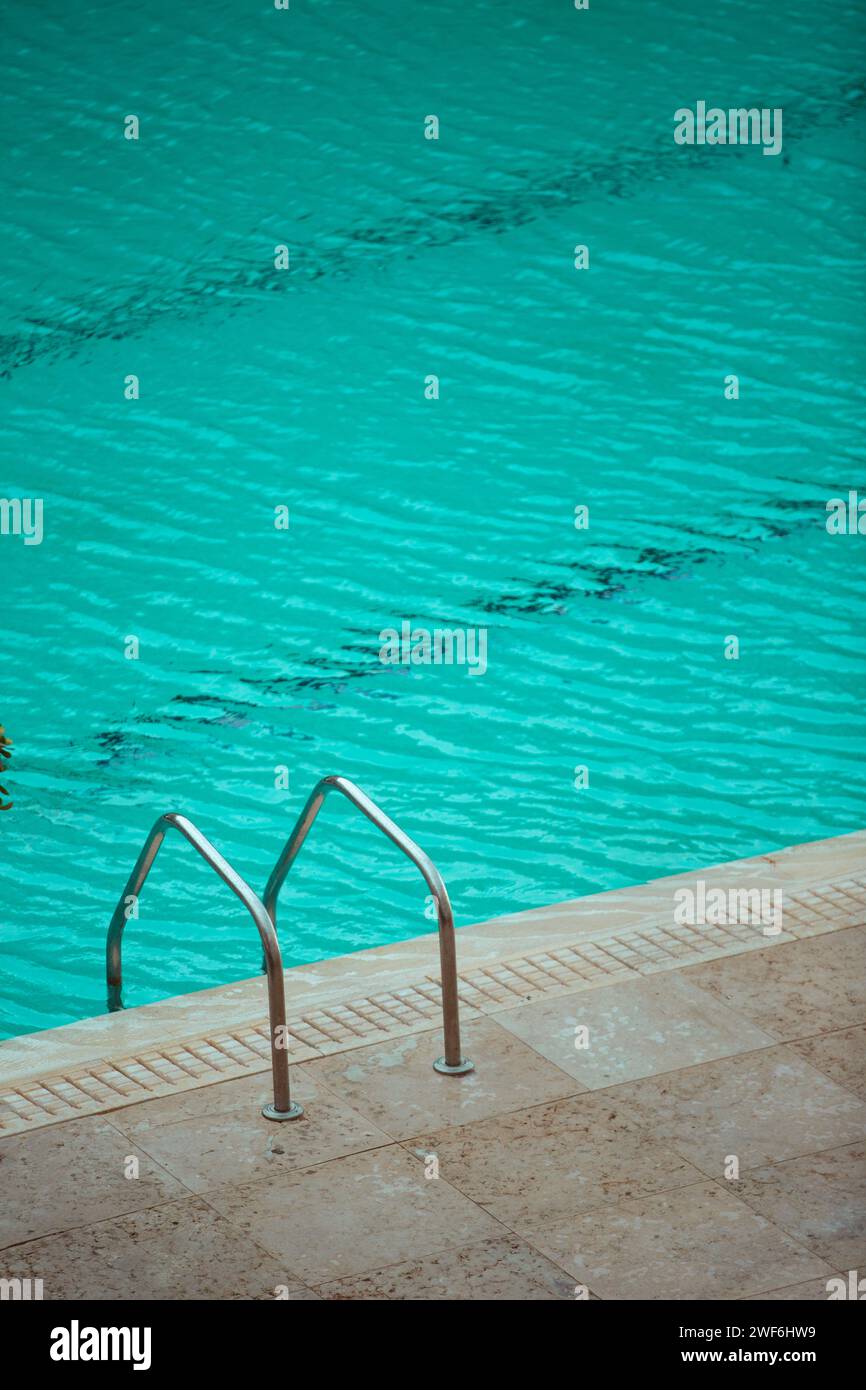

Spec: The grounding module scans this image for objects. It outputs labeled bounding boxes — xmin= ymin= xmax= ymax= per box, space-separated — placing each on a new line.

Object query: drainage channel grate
xmin=1 ymin=874 xmax=863 ymax=1136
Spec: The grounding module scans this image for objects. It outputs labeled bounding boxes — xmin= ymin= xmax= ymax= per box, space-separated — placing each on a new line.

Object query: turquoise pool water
xmin=1 ymin=0 xmax=865 ymax=1039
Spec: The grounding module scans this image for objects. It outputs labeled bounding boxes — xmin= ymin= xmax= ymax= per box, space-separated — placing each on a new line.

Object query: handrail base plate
xmin=433 ymin=1057 xmax=475 ymax=1076
xmin=262 ymin=1102 xmax=305 ymax=1121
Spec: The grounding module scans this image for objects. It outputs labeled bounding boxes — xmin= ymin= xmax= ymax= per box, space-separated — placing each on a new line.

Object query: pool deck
xmin=1 ymin=830 xmax=864 ymax=1300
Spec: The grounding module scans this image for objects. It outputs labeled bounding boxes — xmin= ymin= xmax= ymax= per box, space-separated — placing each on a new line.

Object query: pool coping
xmin=1 ymin=828 xmax=863 ymax=1134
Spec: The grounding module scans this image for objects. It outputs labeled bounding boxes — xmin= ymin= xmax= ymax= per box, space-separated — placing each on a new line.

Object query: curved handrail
xmin=263 ymin=776 xmax=473 ymax=1074
xmin=106 ymin=812 xmax=301 ymax=1120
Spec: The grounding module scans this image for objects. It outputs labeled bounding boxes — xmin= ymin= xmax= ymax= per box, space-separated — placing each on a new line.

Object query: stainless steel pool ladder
xmin=106 ymin=777 xmax=473 ymax=1123
xmin=106 ymin=812 xmax=301 ymax=1122
xmin=263 ymin=775 xmax=473 ymax=1078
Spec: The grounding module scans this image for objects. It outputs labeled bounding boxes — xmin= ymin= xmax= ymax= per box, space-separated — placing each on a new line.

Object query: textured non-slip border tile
xmin=1 ymin=870 xmax=863 ymax=1136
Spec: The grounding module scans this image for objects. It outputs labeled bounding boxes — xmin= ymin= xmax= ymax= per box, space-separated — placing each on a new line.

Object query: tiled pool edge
xmin=2 ymin=829 xmax=863 ymax=1135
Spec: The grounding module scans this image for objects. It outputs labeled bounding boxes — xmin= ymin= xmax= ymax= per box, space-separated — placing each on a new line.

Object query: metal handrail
xmin=263 ymin=775 xmax=473 ymax=1075
xmin=106 ymin=812 xmax=302 ymax=1122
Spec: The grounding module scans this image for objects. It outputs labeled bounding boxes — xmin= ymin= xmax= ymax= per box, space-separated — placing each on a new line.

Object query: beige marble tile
xmin=526 ymin=1180 xmax=832 ymax=1300
xmin=0 ymin=1116 xmax=187 ymax=1249
xmin=790 ymin=1026 xmax=866 ymax=1100
xmin=208 ymin=1144 xmax=504 ymax=1284
xmin=316 ymin=1235 xmax=582 ymax=1300
xmin=408 ymin=1092 xmax=704 ymax=1230
xmin=725 ymin=1144 xmax=866 ymax=1269
xmin=607 ymin=1047 xmax=866 ymax=1176
xmin=109 ymin=1067 xmax=275 ymax=1133
xmin=300 ymin=1017 xmax=581 ymax=1140
xmin=683 ymin=928 xmax=866 ymax=1040
xmin=494 ymin=974 xmax=776 ymax=1088
xmin=0 ymin=1196 xmax=318 ymax=1300
xmin=107 ymin=1071 xmax=392 ymax=1194
xmin=762 ymin=831 xmax=866 ymax=885
xmin=742 ymin=1273 xmax=855 ymax=1301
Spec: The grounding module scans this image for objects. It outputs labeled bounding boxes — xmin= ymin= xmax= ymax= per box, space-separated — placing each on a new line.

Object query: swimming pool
xmin=1 ymin=0 xmax=864 ymax=1039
